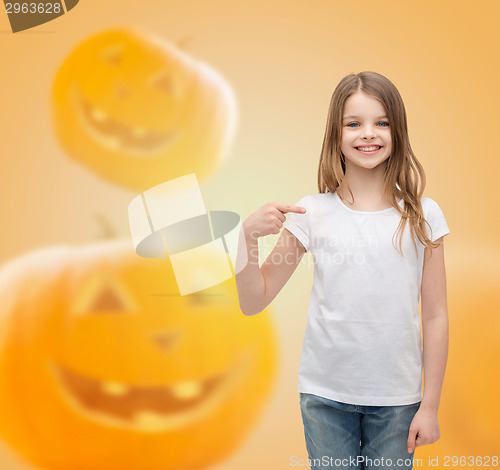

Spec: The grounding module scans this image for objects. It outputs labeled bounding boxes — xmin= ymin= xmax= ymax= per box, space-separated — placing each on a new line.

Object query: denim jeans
xmin=299 ymin=393 xmax=421 ymax=470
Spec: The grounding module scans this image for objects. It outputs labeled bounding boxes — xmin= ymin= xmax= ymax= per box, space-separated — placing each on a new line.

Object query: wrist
xmin=242 ymin=221 xmax=259 ymax=241
xmin=419 ymin=400 xmax=439 ymax=414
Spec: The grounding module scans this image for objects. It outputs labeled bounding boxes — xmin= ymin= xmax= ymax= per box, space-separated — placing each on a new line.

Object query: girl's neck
xmin=337 ymin=174 xmax=385 ymax=200
xmin=337 ymin=177 xmax=401 ymax=211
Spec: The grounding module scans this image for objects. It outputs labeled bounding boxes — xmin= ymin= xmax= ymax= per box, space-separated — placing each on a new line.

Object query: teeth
xmin=170 ymin=381 xmax=202 ymax=400
xmin=133 ymin=410 xmax=167 ymax=429
xmin=132 ymin=127 xmax=147 ymax=137
xmin=102 ymin=136 xmax=121 ymax=149
xmin=102 ymin=381 xmax=128 ymax=396
xmin=91 ymin=107 xmax=107 ymax=122
xmin=102 ymin=379 xmax=202 ymax=400
xmin=357 ymin=146 xmax=380 ymax=151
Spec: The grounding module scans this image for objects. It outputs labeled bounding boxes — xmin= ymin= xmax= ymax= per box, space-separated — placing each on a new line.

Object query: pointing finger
xmin=274 ymin=202 xmax=306 ymax=214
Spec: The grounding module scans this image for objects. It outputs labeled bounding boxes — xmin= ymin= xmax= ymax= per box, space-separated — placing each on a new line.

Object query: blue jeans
xmin=300 ymin=393 xmax=421 ymax=470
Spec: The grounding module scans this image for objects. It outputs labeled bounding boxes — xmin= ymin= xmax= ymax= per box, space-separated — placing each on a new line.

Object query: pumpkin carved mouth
xmin=48 ymin=348 xmax=255 ymax=432
xmin=72 ymin=83 xmax=183 ymax=156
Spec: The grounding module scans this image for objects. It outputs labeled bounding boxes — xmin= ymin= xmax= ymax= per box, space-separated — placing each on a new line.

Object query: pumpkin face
xmin=0 ymin=240 xmax=276 ymax=470
xmin=51 ymin=28 xmax=237 ymax=191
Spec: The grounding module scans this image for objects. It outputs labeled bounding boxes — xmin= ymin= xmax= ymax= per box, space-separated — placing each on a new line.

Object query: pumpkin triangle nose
xmin=115 ymin=83 xmax=131 ymax=98
xmin=150 ymin=331 xmax=181 ymax=350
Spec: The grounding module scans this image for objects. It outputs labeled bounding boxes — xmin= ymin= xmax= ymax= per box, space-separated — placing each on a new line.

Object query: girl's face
xmin=340 ymin=91 xmax=392 ymax=173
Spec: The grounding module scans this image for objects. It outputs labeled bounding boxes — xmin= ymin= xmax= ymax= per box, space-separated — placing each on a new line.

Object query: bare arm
xmin=407 ymin=235 xmax=449 ymax=453
xmin=235 ymin=202 xmax=307 ymax=315
xmin=420 ymin=236 xmax=449 ymax=413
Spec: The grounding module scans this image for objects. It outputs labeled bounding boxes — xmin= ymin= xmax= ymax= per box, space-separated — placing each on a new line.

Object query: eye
xmin=71 ymin=273 xmax=137 ymax=318
xmin=187 ymin=292 xmax=234 ymax=306
xmin=99 ymin=44 xmax=124 ymax=67
xmin=150 ymin=72 xmax=172 ymax=92
xmin=345 ymin=121 xmax=389 ymax=128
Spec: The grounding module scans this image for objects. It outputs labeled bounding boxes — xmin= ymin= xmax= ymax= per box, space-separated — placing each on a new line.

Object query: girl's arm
xmin=235 ymin=203 xmax=307 ymax=315
xmin=407 ymin=236 xmax=449 ymax=453
xmin=420 ymin=237 xmax=450 ymax=412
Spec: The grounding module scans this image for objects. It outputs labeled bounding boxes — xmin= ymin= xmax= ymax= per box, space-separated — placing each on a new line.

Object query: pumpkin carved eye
xmin=73 ymin=273 xmax=137 ymax=317
xmin=149 ymin=70 xmax=183 ymax=100
xmin=89 ymin=285 xmax=127 ymax=314
xmin=99 ymin=44 xmax=124 ymax=67
xmin=149 ymin=71 xmax=173 ymax=93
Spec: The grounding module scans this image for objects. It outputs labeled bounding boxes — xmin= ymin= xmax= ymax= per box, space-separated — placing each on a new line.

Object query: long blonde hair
xmin=317 ymin=71 xmax=440 ymax=256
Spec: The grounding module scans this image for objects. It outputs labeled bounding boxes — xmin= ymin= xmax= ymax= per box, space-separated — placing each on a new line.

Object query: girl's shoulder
xmin=420 ymin=195 xmax=442 ymax=208
xmin=293 ymin=192 xmax=333 ymax=210
xmin=420 ymin=196 xmax=447 ymax=219
xmin=295 ymin=192 xmax=333 ymax=203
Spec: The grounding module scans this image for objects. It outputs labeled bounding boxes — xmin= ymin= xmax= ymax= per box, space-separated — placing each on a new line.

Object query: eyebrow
xmin=343 ymin=115 xmax=388 ymax=120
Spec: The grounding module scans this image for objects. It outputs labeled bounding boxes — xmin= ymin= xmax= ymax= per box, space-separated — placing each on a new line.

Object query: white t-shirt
xmin=284 ymin=191 xmax=451 ymax=406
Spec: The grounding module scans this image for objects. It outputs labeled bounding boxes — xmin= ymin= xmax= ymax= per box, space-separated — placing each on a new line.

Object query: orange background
xmin=0 ymin=0 xmax=499 ymax=469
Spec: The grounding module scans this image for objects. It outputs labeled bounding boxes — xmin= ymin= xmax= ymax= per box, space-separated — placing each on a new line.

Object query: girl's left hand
xmin=407 ymin=408 xmax=441 ymax=453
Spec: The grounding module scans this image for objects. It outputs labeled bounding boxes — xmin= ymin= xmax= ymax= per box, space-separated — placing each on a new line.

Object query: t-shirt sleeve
xmin=283 ymin=195 xmax=311 ymax=252
xmin=424 ymin=197 xmax=451 ymax=242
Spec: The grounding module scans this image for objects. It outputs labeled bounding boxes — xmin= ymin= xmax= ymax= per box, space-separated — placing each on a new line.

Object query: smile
xmin=47 ymin=347 xmax=254 ymax=433
xmin=72 ymin=83 xmax=183 ymax=157
xmin=355 ymin=146 xmax=383 ymax=155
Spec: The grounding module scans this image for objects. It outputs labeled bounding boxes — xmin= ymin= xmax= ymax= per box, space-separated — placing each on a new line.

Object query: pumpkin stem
xmin=93 ymin=213 xmax=117 ymax=239
xmin=176 ymin=35 xmax=193 ymax=49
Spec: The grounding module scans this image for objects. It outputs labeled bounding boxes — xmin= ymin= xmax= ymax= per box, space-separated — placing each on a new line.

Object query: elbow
xmin=239 ymin=303 xmax=263 ymax=316
xmin=242 ymin=309 xmax=257 ymax=316
xmin=238 ymin=297 xmax=265 ymax=316
xmin=235 ymin=276 xmax=266 ymax=316
xmin=421 ymin=307 xmax=449 ymax=323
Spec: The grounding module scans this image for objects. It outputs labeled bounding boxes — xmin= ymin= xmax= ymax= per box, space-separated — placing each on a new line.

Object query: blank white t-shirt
xmin=284 ymin=191 xmax=451 ymax=406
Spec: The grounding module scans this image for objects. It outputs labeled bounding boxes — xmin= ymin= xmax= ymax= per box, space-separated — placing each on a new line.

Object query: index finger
xmin=275 ymin=202 xmax=306 ymax=214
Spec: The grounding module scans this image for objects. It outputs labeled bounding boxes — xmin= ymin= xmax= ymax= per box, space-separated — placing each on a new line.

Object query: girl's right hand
xmin=243 ymin=202 xmax=306 ymax=239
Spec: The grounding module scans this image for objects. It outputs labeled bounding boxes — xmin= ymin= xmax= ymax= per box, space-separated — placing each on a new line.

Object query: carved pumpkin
xmin=51 ymin=28 xmax=237 ymax=191
xmin=436 ymin=261 xmax=500 ymax=457
xmin=410 ymin=251 xmax=500 ymax=469
xmin=0 ymin=239 xmax=276 ymax=470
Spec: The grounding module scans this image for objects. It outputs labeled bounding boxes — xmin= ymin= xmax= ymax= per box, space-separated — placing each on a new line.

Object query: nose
xmin=150 ymin=330 xmax=182 ymax=351
xmin=361 ymin=126 xmax=378 ymax=139
xmin=114 ymin=81 xmax=131 ymax=99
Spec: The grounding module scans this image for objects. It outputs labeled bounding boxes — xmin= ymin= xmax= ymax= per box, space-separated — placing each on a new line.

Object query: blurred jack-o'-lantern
xmin=0 ymin=239 xmax=276 ymax=470
xmin=51 ymin=28 xmax=237 ymax=191
xmin=435 ymin=258 xmax=500 ymax=458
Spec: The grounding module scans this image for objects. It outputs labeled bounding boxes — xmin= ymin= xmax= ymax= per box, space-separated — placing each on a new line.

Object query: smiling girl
xmin=235 ymin=71 xmax=451 ymax=469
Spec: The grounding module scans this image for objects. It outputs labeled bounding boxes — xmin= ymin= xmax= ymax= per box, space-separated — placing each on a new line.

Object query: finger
xmin=274 ymin=202 xmax=306 ymax=214
xmin=272 ymin=222 xmax=282 ymax=234
xmin=407 ymin=429 xmax=418 ymax=454
xmin=415 ymin=432 xmax=426 ymax=447
xmin=273 ymin=210 xmax=286 ymax=223
xmin=289 ymin=205 xmax=306 ymax=214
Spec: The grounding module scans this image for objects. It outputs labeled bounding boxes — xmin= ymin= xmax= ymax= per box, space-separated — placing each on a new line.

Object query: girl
xmin=235 ymin=71 xmax=450 ymax=470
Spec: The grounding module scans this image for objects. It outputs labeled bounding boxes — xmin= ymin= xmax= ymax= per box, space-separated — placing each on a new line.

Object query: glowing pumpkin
xmin=51 ymin=28 xmax=237 ymax=191
xmin=413 ymin=249 xmax=500 ymax=469
xmin=436 ymin=261 xmax=500 ymax=457
xmin=0 ymin=239 xmax=276 ymax=470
